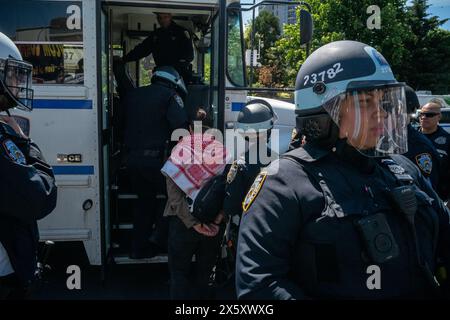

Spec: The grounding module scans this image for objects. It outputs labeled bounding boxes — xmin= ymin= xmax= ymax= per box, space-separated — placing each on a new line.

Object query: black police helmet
xmin=404 ymin=85 xmax=420 ymax=114
xmin=236 ymin=99 xmax=276 ymax=132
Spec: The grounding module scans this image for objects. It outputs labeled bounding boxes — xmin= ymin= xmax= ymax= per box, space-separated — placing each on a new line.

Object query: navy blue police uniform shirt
xmin=236 ymin=140 xmax=450 ymax=300
xmin=123 ymin=81 xmax=189 ymax=168
xmin=123 ymin=22 xmax=193 ymax=79
xmin=404 ymin=124 xmax=440 ymax=191
xmin=423 ymin=126 xmax=450 ymax=199
xmin=224 ymin=144 xmax=277 ymax=218
xmin=0 ymin=122 xmax=57 ymax=286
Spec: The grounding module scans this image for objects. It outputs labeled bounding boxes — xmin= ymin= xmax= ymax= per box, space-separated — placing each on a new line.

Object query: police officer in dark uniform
xmin=403 ymin=85 xmax=440 ymax=192
xmin=223 ymin=100 xmax=278 ymax=249
xmin=124 ymin=66 xmax=189 ymax=258
xmin=123 ymin=12 xmax=194 ymax=82
xmin=236 ymin=41 xmax=450 ymax=299
xmin=419 ymin=101 xmax=450 ymax=201
xmin=0 ymin=32 xmax=57 ymax=299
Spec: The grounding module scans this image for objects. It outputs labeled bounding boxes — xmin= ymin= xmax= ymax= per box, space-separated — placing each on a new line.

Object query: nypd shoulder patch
xmin=173 ymin=94 xmax=184 ymax=108
xmin=242 ymin=171 xmax=267 ymax=212
xmin=174 ymin=94 xmax=184 ymax=108
xmin=434 ymin=136 xmax=447 ymax=145
xmin=2 ymin=139 xmax=26 ymax=165
xmin=415 ymin=153 xmax=432 ymax=175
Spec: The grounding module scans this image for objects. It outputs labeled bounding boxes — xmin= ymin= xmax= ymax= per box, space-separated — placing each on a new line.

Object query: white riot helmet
xmin=0 ymin=32 xmax=33 ymax=111
xmin=151 ymin=66 xmax=188 ymax=97
xmin=295 ymin=40 xmax=407 ymax=157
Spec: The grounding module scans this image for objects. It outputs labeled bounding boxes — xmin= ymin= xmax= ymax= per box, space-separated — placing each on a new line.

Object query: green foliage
xmin=228 ymin=9 xmax=245 ymax=86
xmin=402 ymin=0 xmax=450 ymax=93
xmin=245 ymin=10 xmax=281 ymax=65
xmin=139 ymin=62 xmax=151 ymax=87
xmin=261 ymin=0 xmax=450 ymax=94
xmin=204 ymin=53 xmax=211 ymax=84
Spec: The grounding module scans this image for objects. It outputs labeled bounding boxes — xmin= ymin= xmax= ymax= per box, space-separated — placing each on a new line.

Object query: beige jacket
xmin=163 ymin=177 xmax=199 ymax=229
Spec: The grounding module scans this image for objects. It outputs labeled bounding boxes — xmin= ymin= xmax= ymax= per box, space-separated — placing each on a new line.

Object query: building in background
xmin=260 ymin=0 xmax=296 ymax=32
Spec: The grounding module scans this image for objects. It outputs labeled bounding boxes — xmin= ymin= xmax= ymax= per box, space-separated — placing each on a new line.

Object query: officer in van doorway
xmin=122 ymin=12 xmax=194 ymax=83
xmin=124 ymin=66 xmax=189 ymax=259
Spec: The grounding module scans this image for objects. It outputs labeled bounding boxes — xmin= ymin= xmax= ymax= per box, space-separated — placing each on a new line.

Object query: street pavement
xmin=32 ymin=242 xmax=236 ymax=300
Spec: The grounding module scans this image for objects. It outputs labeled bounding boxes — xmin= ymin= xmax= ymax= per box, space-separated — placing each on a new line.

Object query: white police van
xmin=1 ymin=0 xmax=309 ymax=267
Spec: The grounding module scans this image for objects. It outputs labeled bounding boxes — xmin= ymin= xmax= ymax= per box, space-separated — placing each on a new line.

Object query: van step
xmin=117 ymin=194 xmax=138 ymax=199
xmin=113 ymin=223 xmax=133 ymax=230
xmin=112 ymin=254 xmax=168 ymax=264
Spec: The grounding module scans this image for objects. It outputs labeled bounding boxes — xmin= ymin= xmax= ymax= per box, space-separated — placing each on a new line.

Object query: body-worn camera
xmin=355 ymin=213 xmax=399 ymax=264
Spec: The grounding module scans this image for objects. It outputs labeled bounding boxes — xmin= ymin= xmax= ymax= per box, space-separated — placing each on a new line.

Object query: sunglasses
xmin=419 ymin=112 xmax=440 ymax=118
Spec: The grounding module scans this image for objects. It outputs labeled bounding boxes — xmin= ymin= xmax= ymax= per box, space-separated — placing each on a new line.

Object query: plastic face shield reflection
xmin=2 ymin=59 xmax=34 ymax=111
xmin=324 ymin=86 xmax=408 ymax=157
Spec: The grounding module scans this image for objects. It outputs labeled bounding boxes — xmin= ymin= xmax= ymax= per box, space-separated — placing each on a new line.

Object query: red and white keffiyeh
xmin=161 ymin=132 xmax=229 ymax=201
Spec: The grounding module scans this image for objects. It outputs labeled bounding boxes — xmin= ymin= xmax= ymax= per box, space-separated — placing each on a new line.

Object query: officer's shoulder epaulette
xmin=283 ymin=145 xmax=329 ymax=164
xmin=384 ymin=155 xmax=420 ymax=183
xmin=0 ymin=121 xmax=20 ymax=139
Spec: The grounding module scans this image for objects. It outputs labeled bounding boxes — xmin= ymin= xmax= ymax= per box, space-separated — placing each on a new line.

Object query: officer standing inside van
xmin=123 ymin=12 xmax=194 ymax=82
xmin=124 ymin=66 xmax=189 ymax=259
xmin=236 ymin=41 xmax=450 ymax=299
xmin=0 ymin=32 xmax=57 ymax=299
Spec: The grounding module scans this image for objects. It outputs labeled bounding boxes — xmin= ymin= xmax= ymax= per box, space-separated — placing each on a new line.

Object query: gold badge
xmin=227 ymin=161 xmax=238 ymax=184
xmin=242 ymin=171 xmax=267 ymax=212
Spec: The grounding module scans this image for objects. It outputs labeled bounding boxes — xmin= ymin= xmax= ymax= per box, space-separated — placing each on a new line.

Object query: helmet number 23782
xmin=303 ymin=63 xmax=344 ymax=85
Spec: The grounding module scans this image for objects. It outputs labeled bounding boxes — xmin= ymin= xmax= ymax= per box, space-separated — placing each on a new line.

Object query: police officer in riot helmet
xmin=122 ymin=12 xmax=194 ymax=82
xmin=403 ymin=85 xmax=441 ymax=194
xmin=236 ymin=40 xmax=450 ymax=299
xmin=0 ymin=32 xmax=57 ymax=299
xmin=223 ymin=100 xmax=278 ymax=254
xmin=124 ymin=65 xmax=188 ymax=259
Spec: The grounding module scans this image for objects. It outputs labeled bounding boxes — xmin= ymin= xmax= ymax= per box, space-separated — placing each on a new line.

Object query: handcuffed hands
xmin=193 ymin=223 xmax=219 ymax=237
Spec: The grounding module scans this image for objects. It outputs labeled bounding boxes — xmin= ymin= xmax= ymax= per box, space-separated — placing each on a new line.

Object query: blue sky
xmin=427 ymin=0 xmax=450 ymax=30
xmin=243 ymin=0 xmax=450 ymax=30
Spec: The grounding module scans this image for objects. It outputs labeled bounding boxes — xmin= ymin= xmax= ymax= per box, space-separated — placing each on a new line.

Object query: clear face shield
xmin=323 ymin=85 xmax=408 ymax=157
xmin=0 ymin=58 xmax=34 ymax=111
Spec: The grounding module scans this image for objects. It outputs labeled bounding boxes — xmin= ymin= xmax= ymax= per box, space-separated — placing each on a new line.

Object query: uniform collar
xmin=334 ymin=139 xmax=376 ymax=173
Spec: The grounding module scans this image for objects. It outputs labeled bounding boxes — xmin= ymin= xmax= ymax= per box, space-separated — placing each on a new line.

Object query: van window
xmin=0 ymin=1 xmax=84 ymax=85
xmin=227 ymin=5 xmax=245 ymax=87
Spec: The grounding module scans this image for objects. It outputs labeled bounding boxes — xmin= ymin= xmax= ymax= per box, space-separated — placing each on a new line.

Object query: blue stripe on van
xmin=34 ymin=99 xmax=93 ymax=110
xmin=52 ymin=165 xmax=94 ymax=175
xmin=231 ymin=102 xmax=245 ymax=111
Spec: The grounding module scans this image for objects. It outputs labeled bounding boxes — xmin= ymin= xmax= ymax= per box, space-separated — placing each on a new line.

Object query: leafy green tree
xmin=403 ymin=0 xmax=450 ymax=93
xmin=245 ymin=10 xmax=281 ymax=65
xmin=273 ymin=0 xmax=414 ymax=87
